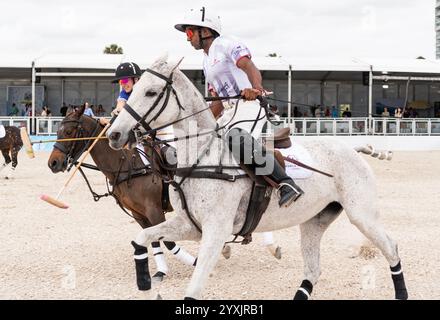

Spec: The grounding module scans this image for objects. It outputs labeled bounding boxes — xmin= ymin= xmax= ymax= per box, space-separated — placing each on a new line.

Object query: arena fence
xmin=2 ymin=116 xmax=440 ymax=136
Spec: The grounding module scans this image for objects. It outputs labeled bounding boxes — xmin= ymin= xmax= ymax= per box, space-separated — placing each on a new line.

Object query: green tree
xmin=103 ymin=44 xmax=124 ymax=54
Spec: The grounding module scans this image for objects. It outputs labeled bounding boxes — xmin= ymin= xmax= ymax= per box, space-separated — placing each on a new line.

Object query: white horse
xmin=106 ymin=56 xmax=408 ymax=300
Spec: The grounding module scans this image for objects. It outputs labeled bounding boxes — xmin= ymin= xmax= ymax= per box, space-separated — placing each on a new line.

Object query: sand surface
xmin=0 ymin=150 xmax=439 ymax=300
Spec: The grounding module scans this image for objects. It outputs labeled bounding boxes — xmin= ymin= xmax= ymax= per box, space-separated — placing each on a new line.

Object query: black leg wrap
xmin=163 ymin=241 xmax=176 ymax=251
xmin=293 ymin=280 xmax=313 ymax=300
xmin=132 ymin=241 xmax=151 ymax=291
xmin=151 ymin=241 xmax=161 ymax=248
xmin=193 ymin=257 xmax=198 ymax=266
xmin=390 ymin=262 xmax=408 ymax=300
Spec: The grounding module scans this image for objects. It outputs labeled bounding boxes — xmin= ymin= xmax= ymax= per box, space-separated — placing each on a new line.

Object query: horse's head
xmin=48 ymin=105 xmax=100 ymax=173
xmin=107 ymin=54 xmax=186 ymax=150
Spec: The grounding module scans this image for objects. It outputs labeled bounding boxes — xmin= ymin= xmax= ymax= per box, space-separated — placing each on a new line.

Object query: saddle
xmin=237 ymin=128 xmax=292 ymax=243
xmin=273 ymin=127 xmax=292 ymax=149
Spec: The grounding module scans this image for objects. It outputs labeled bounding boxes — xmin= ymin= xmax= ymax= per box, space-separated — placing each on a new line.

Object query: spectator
xmin=325 ymin=107 xmax=330 ymax=117
xmin=382 ymin=107 xmax=390 ymax=117
xmin=25 ymin=104 xmax=32 ymax=116
xmin=60 ymin=103 xmax=68 ymax=117
xmin=410 ymin=107 xmax=418 ymax=118
xmin=403 ymin=108 xmax=411 ymax=118
xmin=331 ymin=106 xmax=339 ymax=118
xmin=41 ymin=106 xmax=52 ymax=117
xmin=342 ymin=107 xmax=352 ymax=118
xmin=293 ymin=106 xmax=300 ymax=118
xmin=8 ymin=103 xmax=19 ymax=116
xmin=394 ymin=107 xmax=402 ymax=118
xmin=83 ymin=102 xmax=95 ymax=117
xmin=314 ymin=105 xmax=322 ymax=118
xmin=96 ymin=104 xmax=106 ymax=116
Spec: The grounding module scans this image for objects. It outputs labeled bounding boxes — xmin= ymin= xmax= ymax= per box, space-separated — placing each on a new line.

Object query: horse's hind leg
xmin=343 ymin=202 xmax=408 ymax=300
xmin=5 ymin=147 xmax=20 ymax=179
xmin=262 ymin=232 xmax=282 ymax=260
xmin=0 ymin=149 xmax=11 ymax=175
xmin=11 ymin=146 xmax=19 ymax=169
xmin=294 ymin=202 xmax=343 ymax=300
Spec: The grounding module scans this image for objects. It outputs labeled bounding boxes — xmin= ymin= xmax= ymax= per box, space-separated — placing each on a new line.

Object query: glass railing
xmin=2 ymin=116 xmax=440 ymax=136
xmin=266 ymin=117 xmax=440 ymax=136
xmin=0 ymin=117 xmax=30 ymax=132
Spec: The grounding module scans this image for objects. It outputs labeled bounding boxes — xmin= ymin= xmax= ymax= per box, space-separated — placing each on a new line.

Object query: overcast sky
xmin=0 ymin=0 xmax=436 ymax=61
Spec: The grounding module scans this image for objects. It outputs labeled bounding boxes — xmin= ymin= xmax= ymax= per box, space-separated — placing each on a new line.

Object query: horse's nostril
xmin=51 ymin=160 xmax=58 ymax=169
xmin=110 ymin=132 xmax=121 ymax=141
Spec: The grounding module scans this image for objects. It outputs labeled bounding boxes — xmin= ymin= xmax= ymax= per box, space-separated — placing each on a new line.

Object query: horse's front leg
xmin=0 ymin=149 xmax=11 ymax=175
xmin=184 ymin=219 xmax=233 ymax=300
xmin=132 ymin=214 xmax=200 ymax=291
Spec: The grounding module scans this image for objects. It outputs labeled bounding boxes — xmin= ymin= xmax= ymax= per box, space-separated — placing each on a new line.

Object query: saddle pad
xmin=0 ymin=125 xmax=5 ymax=139
xmin=278 ymin=139 xmax=314 ymax=180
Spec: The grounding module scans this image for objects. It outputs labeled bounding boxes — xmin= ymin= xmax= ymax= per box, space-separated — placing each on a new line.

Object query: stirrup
xmin=277 ymin=182 xmax=303 ymax=207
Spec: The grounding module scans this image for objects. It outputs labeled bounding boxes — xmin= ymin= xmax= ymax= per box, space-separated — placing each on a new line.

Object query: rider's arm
xmin=207 ymin=86 xmax=224 ymax=119
xmin=237 ymin=56 xmax=264 ymax=93
xmin=99 ymin=99 xmax=126 ymax=126
xmin=210 ymin=100 xmax=224 ymax=119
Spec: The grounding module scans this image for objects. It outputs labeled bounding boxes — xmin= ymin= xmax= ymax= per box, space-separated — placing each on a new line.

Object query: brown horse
xmin=0 ymin=125 xmax=23 ymax=179
xmin=47 ymin=106 xmax=196 ymax=281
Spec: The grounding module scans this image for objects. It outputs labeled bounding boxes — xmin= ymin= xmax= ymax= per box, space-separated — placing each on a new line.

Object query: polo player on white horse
xmin=175 ymin=7 xmax=303 ymax=207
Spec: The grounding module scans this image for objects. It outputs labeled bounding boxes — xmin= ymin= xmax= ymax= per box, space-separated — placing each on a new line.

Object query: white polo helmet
xmin=175 ymin=7 xmax=221 ymax=35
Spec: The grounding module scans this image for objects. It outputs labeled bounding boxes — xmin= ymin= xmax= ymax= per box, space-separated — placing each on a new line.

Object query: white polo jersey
xmin=203 ymin=35 xmax=252 ymax=97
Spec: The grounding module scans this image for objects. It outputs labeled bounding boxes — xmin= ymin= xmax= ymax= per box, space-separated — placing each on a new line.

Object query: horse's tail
xmin=354 ymin=144 xmax=392 ymax=161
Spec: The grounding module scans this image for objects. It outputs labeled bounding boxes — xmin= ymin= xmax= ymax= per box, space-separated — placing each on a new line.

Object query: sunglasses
xmin=119 ymin=78 xmax=131 ymax=85
xmin=185 ymin=28 xmax=195 ymax=39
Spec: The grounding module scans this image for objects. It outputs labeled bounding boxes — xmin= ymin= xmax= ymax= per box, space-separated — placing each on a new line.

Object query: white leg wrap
xmin=152 ymin=247 xmax=168 ymax=275
xmin=170 ymin=245 xmax=196 ymax=266
xmin=262 ymin=232 xmax=274 ymax=246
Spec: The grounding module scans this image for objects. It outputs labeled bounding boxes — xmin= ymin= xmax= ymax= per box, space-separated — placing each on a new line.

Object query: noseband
xmin=123 ymin=68 xmax=185 ymax=135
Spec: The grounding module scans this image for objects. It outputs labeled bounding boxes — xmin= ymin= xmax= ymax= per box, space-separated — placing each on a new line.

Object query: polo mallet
xmin=40 ymin=121 xmax=113 ymax=209
xmin=20 ymin=127 xmax=35 ymax=159
xmin=30 ymin=132 xmax=172 ymax=145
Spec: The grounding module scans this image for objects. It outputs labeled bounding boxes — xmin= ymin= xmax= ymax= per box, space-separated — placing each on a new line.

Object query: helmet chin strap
xmin=197 ymin=27 xmax=214 ymax=50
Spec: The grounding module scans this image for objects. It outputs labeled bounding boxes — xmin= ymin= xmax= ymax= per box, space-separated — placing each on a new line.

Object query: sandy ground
xmin=0 ymin=149 xmax=439 ymax=300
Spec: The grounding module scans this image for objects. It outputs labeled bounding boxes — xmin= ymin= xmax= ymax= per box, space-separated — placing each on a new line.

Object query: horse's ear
xmin=151 ymin=52 xmax=169 ymax=69
xmin=170 ymin=57 xmax=185 ymax=72
xmin=75 ymin=105 xmax=86 ymax=119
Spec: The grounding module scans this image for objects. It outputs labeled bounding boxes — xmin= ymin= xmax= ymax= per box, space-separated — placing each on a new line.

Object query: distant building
xmin=436 ymin=0 xmax=440 ymax=59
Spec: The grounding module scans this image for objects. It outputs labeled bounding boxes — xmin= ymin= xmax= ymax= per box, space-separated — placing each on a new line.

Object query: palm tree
xmin=103 ymin=44 xmax=124 ymax=54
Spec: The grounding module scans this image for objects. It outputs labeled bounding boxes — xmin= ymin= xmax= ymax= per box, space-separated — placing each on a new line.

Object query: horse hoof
xmin=274 ymin=246 xmax=282 ymax=260
xmin=152 ymin=271 xmax=166 ymax=283
xmin=396 ymin=290 xmax=409 ymax=300
xmin=155 ymin=293 xmax=163 ymax=300
xmin=293 ymin=290 xmax=309 ymax=300
xmin=222 ymin=245 xmax=231 ymax=260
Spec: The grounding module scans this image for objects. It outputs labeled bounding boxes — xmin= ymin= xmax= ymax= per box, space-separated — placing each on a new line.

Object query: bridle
xmin=123 ymin=68 xmax=185 ymax=137
xmin=54 ymin=116 xmax=101 ymax=171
